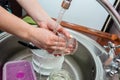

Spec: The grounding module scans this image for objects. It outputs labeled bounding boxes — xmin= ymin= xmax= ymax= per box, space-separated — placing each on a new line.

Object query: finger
xmin=38 ymin=22 xmax=48 ymax=29
xmin=53 ymin=41 xmax=66 ymax=47
xmin=46 ymin=48 xmax=63 ymax=56
xmin=46 ymin=37 xmax=66 ymax=47
xmin=57 ymin=26 xmax=71 ymax=39
xmin=46 ymin=48 xmax=63 ymax=57
xmin=44 ymin=43 xmax=65 ymax=51
xmin=47 ymin=49 xmax=54 ymax=53
xmin=61 ymin=29 xmax=71 ymax=39
xmin=54 ymin=54 xmax=62 ymax=57
xmin=54 ymin=36 xmax=66 ymax=42
xmin=51 ymin=46 xmax=65 ymax=51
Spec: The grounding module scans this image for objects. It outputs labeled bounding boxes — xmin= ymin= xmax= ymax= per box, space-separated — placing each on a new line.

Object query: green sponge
xmin=23 ymin=16 xmax=37 ymax=25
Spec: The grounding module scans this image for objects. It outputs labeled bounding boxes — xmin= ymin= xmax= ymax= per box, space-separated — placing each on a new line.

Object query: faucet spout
xmin=97 ymin=0 xmax=120 ymax=32
xmin=61 ymin=0 xmax=72 ymax=9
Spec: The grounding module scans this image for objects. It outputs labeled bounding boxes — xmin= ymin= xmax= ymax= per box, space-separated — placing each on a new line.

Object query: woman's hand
xmin=37 ymin=19 xmax=71 ymax=39
xmin=28 ymin=27 xmax=66 ymax=52
xmin=37 ymin=20 xmax=75 ymax=55
xmin=16 ymin=0 xmax=70 ymax=39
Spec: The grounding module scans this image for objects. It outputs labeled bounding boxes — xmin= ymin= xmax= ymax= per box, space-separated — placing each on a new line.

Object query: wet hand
xmin=28 ymin=27 xmax=67 ymax=52
xmin=37 ymin=19 xmax=71 ymax=39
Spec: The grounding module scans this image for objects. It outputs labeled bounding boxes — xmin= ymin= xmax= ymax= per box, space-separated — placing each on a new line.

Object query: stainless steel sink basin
xmin=0 ymin=29 xmax=108 ymax=80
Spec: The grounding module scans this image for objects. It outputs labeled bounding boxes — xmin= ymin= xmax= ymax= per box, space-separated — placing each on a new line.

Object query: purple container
xmin=3 ymin=60 xmax=36 ymax=80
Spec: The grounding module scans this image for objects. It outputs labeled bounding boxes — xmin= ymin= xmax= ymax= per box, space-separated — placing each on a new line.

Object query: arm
xmin=16 ymin=0 xmax=50 ymax=24
xmin=0 ymin=6 xmax=66 ymax=51
xmin=16 ymin=0 xmax=70 ymax=38
xmin=0 ymin=6 xmax=32 ymax=40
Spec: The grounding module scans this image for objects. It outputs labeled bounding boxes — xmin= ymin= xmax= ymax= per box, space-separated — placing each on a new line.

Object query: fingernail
xmin=58 ymin=54 xmax=62 ymax=56
xmin=66 ymin=50 xmax=70 ymax=53
xmin=54 ymin=54 xmax=58 ymax=56
xmin=70 ymin=35 xmax=73 ymax=38
xmin=54 ymin=54 xmax=62 ymax=56
xmin=48 ymin=50 xmax=53 ymax=53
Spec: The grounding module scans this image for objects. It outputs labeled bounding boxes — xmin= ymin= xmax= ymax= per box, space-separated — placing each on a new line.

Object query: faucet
xmin=96 ymin=0 xmax=120 ymax=79
xmin=96 ymin=0 xmax=120 ymax=32
xmin=61 ymin=0 xmax=72 ymax=9
xmin=103 ymin=41 xmax=120 ymax=79
xmin=53 ymin=0 xmax=72 ymax=33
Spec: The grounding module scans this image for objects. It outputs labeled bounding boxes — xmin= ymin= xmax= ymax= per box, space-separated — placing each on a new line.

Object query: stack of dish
xmin=31 ymin=49 xmax=64 ymax=75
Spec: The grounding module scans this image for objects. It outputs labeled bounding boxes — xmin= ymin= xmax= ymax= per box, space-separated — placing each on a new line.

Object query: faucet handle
xmin=103 ymin=41 xmax=117 ymax=66
xmin=105 ymin=61 xmax=119 ymax=77
xmin=104 ymin=41 xmax=115 ymax=49
xmin=104 ymin=41 xmax=120 ymax=54
xmin=105 ymin=54 xmax=120 ymax=76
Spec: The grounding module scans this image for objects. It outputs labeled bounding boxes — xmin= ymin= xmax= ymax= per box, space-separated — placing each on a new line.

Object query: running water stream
xmin=38 ymin=8 xmax=68 ymax=80
xmin=53 ymin=8 xmax=67 ymax=34
xmin=52 ymin=8 xmax=68 ymax=55
xmin=38 ymin=0 xmax=73 ymax=79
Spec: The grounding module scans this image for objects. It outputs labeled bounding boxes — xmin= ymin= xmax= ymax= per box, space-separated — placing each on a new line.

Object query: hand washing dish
xmin=52 ymin=34 xmax=78 ymax=55
xmin=3 ymin=60 xmax=36 ymax=80
xmin=31 ymin=49 xmax=65 ymax=75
